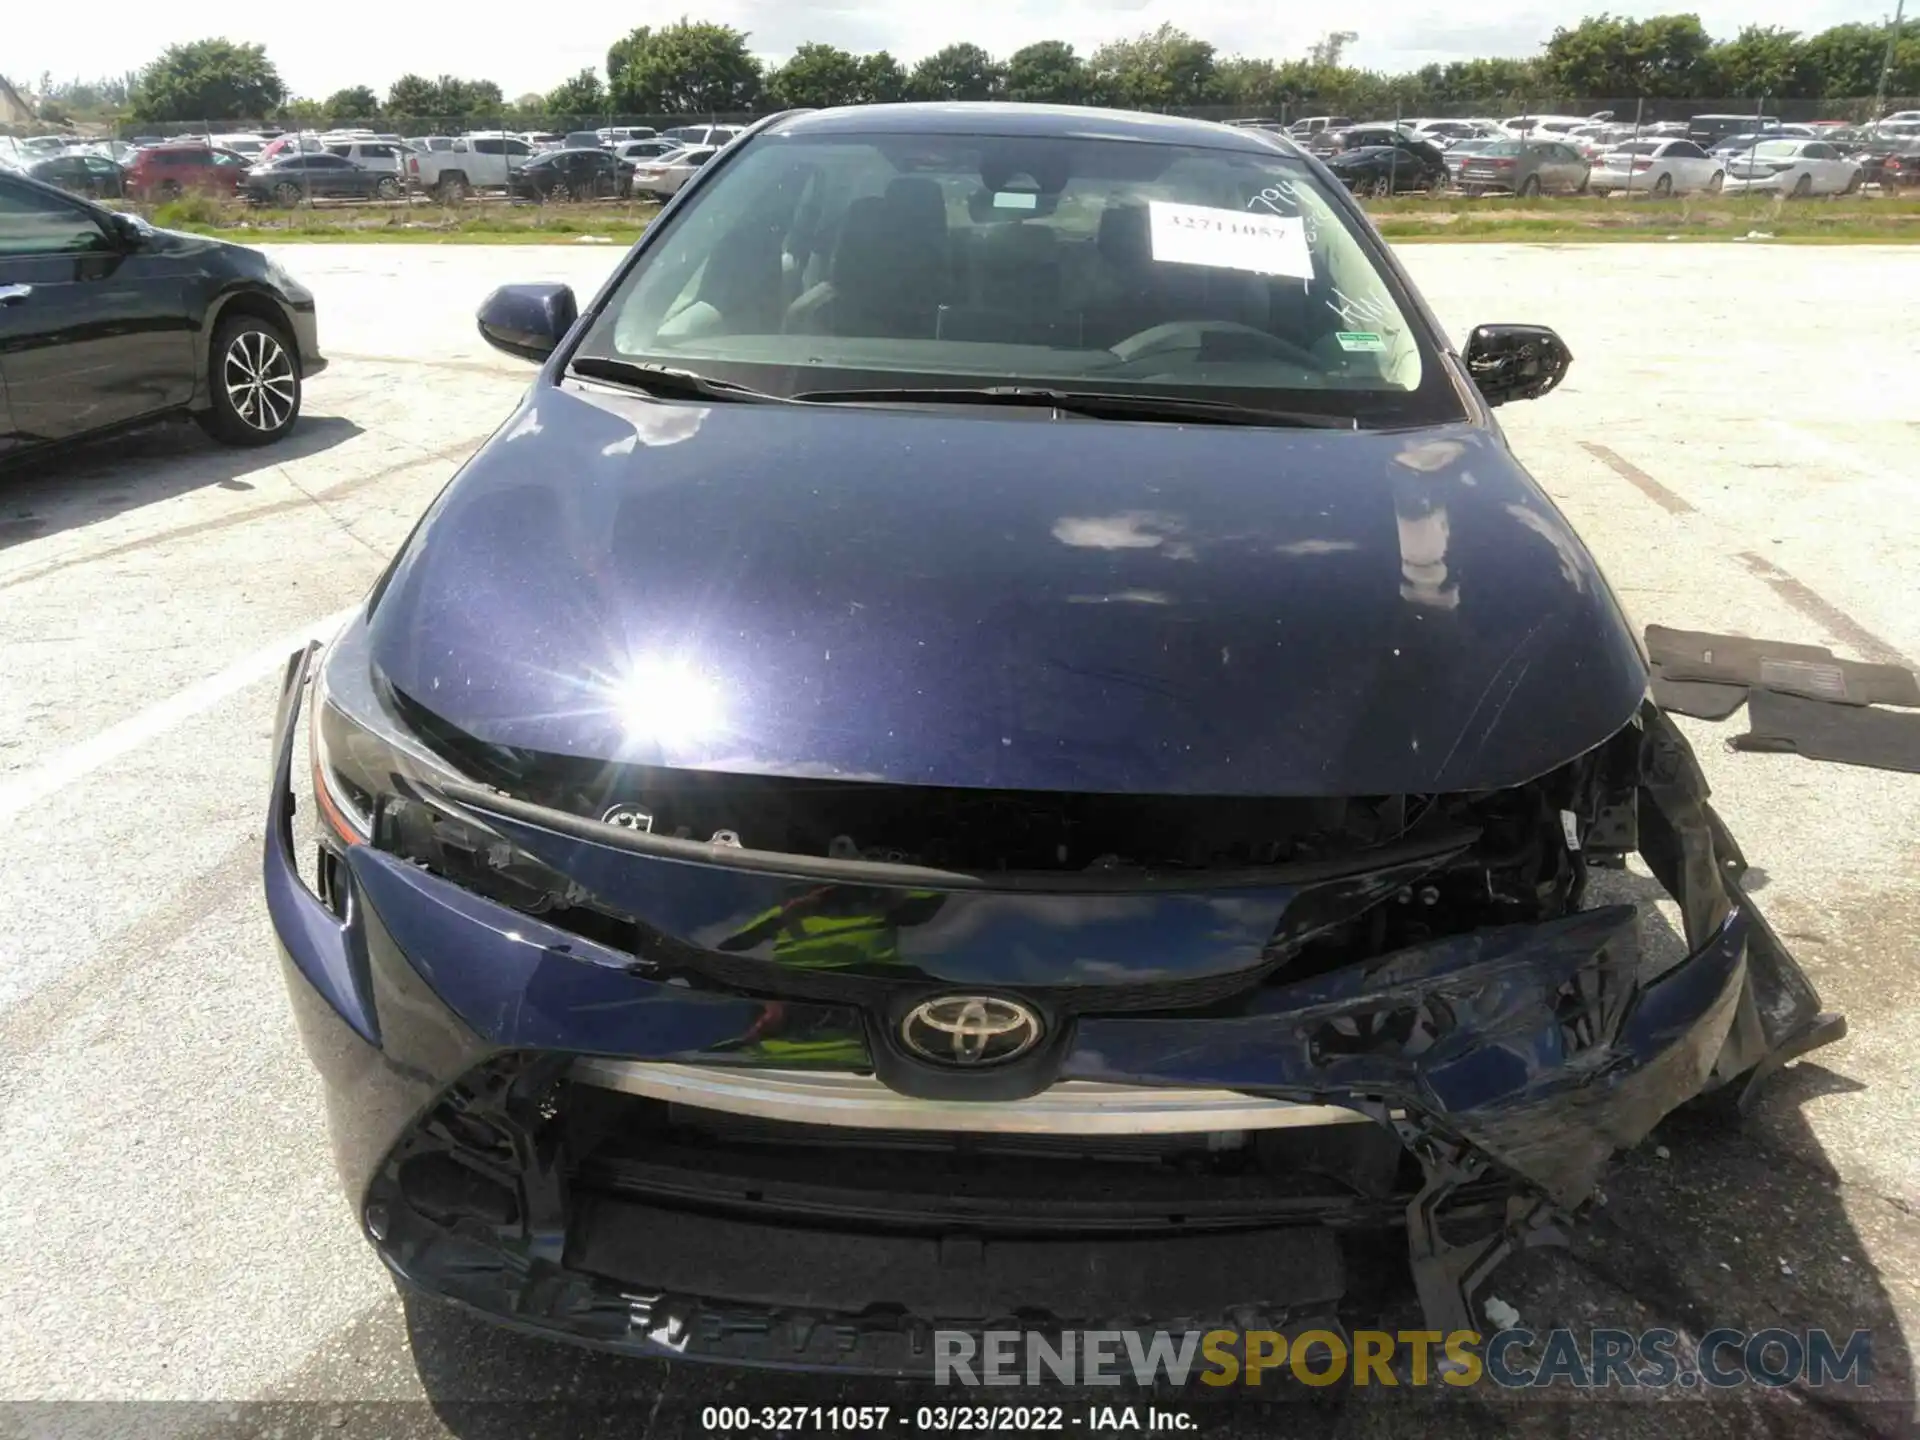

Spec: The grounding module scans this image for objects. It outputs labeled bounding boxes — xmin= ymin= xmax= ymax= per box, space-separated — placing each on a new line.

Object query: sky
xmin=7 ymin=0 xmax=1884 ymax=102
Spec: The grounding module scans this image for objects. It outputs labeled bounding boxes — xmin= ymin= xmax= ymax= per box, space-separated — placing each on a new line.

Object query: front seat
xmin=785 ymin=185 xmax=950 ymax=339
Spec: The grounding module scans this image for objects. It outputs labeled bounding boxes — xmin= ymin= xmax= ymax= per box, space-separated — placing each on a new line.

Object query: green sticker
xmin=1336 ymin=331 xmax=1386 ymax=352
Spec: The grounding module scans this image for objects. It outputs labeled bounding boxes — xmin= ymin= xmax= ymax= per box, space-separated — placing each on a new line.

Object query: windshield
xmin=574 ymin=127 xmax=1456 ymax=428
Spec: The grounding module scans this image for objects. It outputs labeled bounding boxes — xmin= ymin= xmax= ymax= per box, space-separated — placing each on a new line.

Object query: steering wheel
xmin=1108 ymin=319 xmax=1323 ymax=370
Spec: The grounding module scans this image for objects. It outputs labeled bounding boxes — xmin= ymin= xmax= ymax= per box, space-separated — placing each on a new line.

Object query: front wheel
xmin=272 ymin=181 xmax=302 ymax=207
xmin=1652 ymin=172 xmax=1674 ymax=197
xmin=198 ymin=314 xmax=300 ymax=447
xmin=1518 ymin=175 xmax=1542 ymax=198
xmin=375 ymin=176 xmax=401 ymax=200
xmin=1706 ymin=170 xmax=1724 ymax=194
xmin=1791 ymin=173 xmax=1813 ymax=199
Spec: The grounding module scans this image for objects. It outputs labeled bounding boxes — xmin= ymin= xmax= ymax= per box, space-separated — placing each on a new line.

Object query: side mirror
xmin=1463 ymin=324 xmax=1572 ymax=406
xmin=476 ymin=283 xmax=578 ymax=361
xmin=108 ymin=211 xmax=152 ymax=249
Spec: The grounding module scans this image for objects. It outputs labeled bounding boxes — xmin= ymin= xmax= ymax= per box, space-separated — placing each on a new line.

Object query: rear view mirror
xmin=1463 ymin=324 xmax=1572 ymax=405
xmin=476 ymin=283 xmax=578 ymax=361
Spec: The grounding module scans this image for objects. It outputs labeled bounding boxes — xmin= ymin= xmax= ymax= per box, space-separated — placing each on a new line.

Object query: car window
xmin=0 ymin=178 xmax=113 ymax=255
xmin=176 ymin=150 xmax=211 ymax=167
xmin=1803 ymin=142 xmax=1836 ymax=160
xmin=507 ymin=140 xmax=534 ymax=157
xmin=472 ymin=138 xmax=502 ymax=156
xmin=580 ymin=127 xmax=1456 ymax=427
xmin=1667 ymin=141 xmax=1706 ymax=159
xmin=1753 ymin=141 xmax=1800 ymax=158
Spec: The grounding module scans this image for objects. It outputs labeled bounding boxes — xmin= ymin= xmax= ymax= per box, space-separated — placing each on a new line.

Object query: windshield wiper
xmin=568 ymin=356 xmax=786 ymax=403
xmin=788 ymin=385 xmax=1358 ymax=429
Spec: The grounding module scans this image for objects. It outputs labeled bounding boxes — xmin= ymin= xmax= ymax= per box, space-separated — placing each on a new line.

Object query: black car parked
xmin=0 ymin=169 xmax=324 ymax=458
xmin=26 ymin=153 xmax=128 ymax=200
xmin=242 ymin=153 xmax=394 ymax=206
xmin=1325 ymin=140 xmax=1451 ymax=195
xmin=509 ymin=147 xmax=634 ymax=202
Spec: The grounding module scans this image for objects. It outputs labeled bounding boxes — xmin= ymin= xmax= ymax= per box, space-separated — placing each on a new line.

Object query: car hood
xmin=366 ymin=383 xmax=1646 ymax=796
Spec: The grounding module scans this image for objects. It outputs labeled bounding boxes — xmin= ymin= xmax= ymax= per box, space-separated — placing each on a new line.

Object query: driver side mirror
xmin=1463 ymin=324 xmax=1572 ymax=405
xmin=107 ymin=211 xmax=152 ymax=250
xmin=477 ymin=283 xmax=579 ymax=361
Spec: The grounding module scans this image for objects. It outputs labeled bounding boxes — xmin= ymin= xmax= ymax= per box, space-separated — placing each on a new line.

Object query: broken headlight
xmin=309 ymin=621 xmax=575 ymax=912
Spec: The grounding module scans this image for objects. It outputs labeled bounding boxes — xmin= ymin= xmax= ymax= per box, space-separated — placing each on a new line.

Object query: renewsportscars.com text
xmin=934 ymin=1327 xmax=1873 ymax=1389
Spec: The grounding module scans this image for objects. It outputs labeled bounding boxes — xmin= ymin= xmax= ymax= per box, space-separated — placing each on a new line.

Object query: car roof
xmin=764 ymin=102 xmax=1298 ymax=155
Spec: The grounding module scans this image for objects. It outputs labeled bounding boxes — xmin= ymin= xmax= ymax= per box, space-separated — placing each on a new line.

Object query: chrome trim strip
xmin=569 ymin=1059 xmax=1371 ymax=1135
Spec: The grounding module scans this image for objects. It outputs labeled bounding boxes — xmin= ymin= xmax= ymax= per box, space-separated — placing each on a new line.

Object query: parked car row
xmin=1306 ymin=122 xmax=1911 ymax=199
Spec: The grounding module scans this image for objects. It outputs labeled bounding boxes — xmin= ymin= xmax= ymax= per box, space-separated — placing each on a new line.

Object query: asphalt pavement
xmin=0 ymin=241 xmax=1915 ymax=1440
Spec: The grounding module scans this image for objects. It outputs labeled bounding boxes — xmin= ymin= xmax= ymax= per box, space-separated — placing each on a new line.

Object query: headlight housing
xmin=309 ymin=621 xmax=583 ymax=914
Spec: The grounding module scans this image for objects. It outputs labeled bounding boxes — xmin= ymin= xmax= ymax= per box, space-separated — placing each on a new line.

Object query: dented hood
xmin=367 ymin=382 xmax=1646 ymax=795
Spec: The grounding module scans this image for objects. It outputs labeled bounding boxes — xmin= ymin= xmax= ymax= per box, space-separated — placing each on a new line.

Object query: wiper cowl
xmin=791 ymin=386 xmax=1358 ymax=430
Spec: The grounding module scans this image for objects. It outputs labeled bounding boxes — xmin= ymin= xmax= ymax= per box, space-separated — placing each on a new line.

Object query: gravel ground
xmin=0 ymin=242 xmax=1915 ymax=1440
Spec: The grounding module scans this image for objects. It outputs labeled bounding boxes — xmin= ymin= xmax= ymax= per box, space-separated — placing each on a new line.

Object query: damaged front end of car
xmin=268 ymin=625 xmax=1842 ymax=1372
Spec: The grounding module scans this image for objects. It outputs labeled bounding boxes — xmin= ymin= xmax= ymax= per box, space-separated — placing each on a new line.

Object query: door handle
xmin=0 ymin=284 xmax=31 ymax=306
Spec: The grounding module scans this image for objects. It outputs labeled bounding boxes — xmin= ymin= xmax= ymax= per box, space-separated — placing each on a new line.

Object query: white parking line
xmin=0 ymin=607 xmax=355 ymax=824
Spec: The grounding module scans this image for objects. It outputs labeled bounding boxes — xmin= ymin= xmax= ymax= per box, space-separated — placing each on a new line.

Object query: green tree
xmin=607 ymin=21 xmax=762 ymax=113
xmin=1089 ymin=25 xmax=1219 ymax=108
xmin=279 ymin=97 xmax=325 ymax=126
xmin=767 ymin=43 xmax=868 ymax=108
xmin=323 ymin=85 xmax=381 ymax=120
xmin=1215 ymin=57 xmax=1286 ymax=111
xmin=385 ymin=73 xmax=439 ymax=118
xmin=908 ymin=43 xmax=1005 ymax=101
xmin=856 ymin=52 xmax=909 ymax=104
xmin=130 ymin=39 xmax=285 ymax=121
xmin=545 ymin=68 xmax=606 ymax=117
xmin=1798 ymin=22 xmax=1919 ymax=99
xmin=1710 ymin=26 xmax=1816 ymax=97
xmin=1540 ymin=13 xmax=1716 ymax=99
xmin=437 ymin=76 xmax=504 ymax=118
xmin=1004 ymin=41 xmax=1089 ymax=104
xmin=1308 ymin=32 xmax=1359 ymax=69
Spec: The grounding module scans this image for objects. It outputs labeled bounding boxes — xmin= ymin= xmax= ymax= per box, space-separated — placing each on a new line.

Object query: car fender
xmin=190 ymin=280 xmax=300 ymax=408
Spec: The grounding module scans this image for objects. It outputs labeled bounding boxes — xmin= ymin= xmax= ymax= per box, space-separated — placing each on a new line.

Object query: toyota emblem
xmin=900 ymin=995 xmax=1043 ymax=1067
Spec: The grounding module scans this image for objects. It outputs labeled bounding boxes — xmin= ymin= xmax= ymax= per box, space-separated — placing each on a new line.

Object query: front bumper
xmin=266 ymin=646 xmax=1840 ymax=1374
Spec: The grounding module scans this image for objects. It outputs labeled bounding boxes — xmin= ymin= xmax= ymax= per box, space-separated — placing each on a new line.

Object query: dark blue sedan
xmin=267 ymin=103 xmax=1833 ymax=1371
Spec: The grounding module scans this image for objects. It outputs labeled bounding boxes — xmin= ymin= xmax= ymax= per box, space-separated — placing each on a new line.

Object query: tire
xmin=1842 ymin=171 xmax=1861 ymax=195
xmin=1706 ymin=170 xmax=1724 ymax=194
xmin=436 ymin=173 xmax=468 ymax=203
xmin=197 ymin=314 xmax=301 ymax=447
xmin=1518 ymin=175 xmax=1542 ymax=198
xmin=158 ymin=179 xmax=182 ymax=199
xmin=1652 ymin=172 xmax=1673 ymax=197
xmin=375 ymin=176 xmax=401 ymax=200
xmin=1791 ymin=173 xmax=1813 ymax=199
xmin=272 ymin=181 xmax=302 ymax=207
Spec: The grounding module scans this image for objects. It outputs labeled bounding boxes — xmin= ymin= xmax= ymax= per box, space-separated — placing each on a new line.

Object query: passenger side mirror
xmin=476 ymin=283 xmax=579 ymax=361
xmin=1463 ymin=324 xmax=1573 ymax=405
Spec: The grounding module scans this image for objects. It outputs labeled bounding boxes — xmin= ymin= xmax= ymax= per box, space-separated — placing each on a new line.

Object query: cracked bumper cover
xmin=265 ymin=648 xmax=1842 ymax=1369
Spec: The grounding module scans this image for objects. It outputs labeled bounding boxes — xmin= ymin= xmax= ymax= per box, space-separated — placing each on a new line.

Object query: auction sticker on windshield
xmin=1148 ymin=201 xmax=1314 ymax=279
